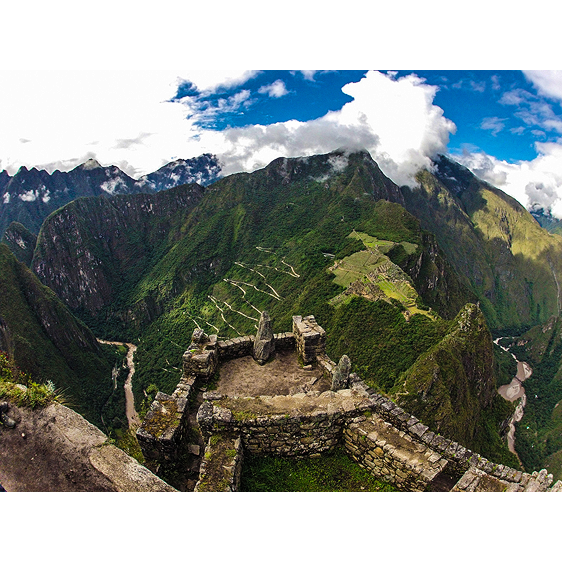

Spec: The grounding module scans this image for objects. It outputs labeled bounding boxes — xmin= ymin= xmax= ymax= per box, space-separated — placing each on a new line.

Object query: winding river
xmin=98 ymin=340 xmax=141 ymax=429
xmin=494 ymin=338 xmax=533 ymax=456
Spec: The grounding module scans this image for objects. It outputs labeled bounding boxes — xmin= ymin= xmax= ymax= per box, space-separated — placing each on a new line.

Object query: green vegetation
xmin=408 ymin=160 xmax=562 ymax=331
xmin=240 ymin=449 xmax=398 ymax=492
xmin=508 ymin=318 xmax=562 ymax=478
xmin=0 ymin=243 xmax=116 ymax=427
xmin=0 ymin=351 xmax=61 ymax=408
xmin=22 ymin=150 xmax=526 ymax=469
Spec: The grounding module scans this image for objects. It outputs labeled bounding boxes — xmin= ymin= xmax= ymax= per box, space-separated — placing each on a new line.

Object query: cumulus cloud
xmin=258 ymin=80 xmax=289 ymax=98
xmin=524 ymin=70 xmax=562 ymax=103
xmin=0 ymin=70 xmax=457 ymax=189
xmin=195 ymin=71 xmax=455 ymax=186
xmin=457 ymin=141 xmax=562 ymax=219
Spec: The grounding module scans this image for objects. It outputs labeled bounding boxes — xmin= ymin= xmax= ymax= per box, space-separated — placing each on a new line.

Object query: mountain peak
xmin=81 ymin=158 xmax=102 ymax=170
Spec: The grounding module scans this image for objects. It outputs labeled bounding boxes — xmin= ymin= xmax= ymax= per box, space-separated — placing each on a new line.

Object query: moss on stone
xmin=140 ymin=399 xmax=179 ymax=438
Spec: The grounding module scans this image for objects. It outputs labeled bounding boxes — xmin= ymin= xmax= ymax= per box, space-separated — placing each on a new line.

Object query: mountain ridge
xmin=4 ymin=147 xmax=559 ymax=471
xmin=0 ymin=154 xmax=222 ymax=237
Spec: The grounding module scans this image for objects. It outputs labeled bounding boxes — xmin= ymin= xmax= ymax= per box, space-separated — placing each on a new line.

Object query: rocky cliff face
xmin=2 ymin=222 xmax=37 ymax=266
xmin=0 ymin=243 xmax=114 ymax=424
xmin=32 ymin=183 xmax=205 ymax=331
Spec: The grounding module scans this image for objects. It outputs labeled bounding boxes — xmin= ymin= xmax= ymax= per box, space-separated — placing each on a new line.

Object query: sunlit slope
xmin=403 ymin=156 xmax=562 ymax=331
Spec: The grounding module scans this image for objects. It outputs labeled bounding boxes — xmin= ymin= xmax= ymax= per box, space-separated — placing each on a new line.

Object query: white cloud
xmin=19 ymin=190 xmax=38 ymax=202
xmin=457 ymin=141 xmax=562 ymax=219
xmin=100 ymin=178 xmax=127 ymax=195
xmin=0 ymin=70 xmax=455 ymax=188
xmin=258 ymin=80 xmax=289 ymax=98
xmin=524 ymin=70 xmax=562 ymax=103
xmin=211 ymin=71 xmax=455 ymax=185
xmin=481 ymin=116 xmax=506 ymax=136
xmin=176 ymin=71 xmax=260 ymax=94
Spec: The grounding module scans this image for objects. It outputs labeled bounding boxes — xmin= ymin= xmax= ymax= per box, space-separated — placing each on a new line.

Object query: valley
xmin=97 ymin=340 xmax=140 ymax=429
xmin=3 ymin=148 xmax=562 ymax=487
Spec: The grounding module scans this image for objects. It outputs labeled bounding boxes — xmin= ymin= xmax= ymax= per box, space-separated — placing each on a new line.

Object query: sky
xmin=4 ymin=69 xmax=562 ymax=217
xmin=2 ymin=3 xmax=562 ymax=218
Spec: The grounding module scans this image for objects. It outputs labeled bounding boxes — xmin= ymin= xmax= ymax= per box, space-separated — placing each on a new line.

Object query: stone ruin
xmin=136 ymin=312 xmax=562 ymax=493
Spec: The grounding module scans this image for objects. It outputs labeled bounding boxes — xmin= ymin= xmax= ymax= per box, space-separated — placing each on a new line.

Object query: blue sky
xmin=173 ymin=70 xmax=562 ymax=165
xmin=4 ymin=68 xmax=562 ymax=216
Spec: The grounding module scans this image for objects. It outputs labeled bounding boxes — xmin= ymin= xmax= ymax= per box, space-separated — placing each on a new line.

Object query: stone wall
xmin=343 ymin=413 xmax=448 ymax=491
xmin=194 ymin=433 xmax=244 ymax=492
xmin=136 ymin=375 xmax=197 ymax=463
xmin=293 ymin=315 xmax=326 ymax=364
xmin=137 ymin=314 xmax=562 ymax=493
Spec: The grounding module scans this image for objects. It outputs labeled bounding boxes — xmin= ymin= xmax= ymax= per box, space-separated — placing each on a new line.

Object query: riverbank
xmin=495 ymin=339 xmax=532 ymax=460
xmin=98 ymin=339 xmax=140 ymax=429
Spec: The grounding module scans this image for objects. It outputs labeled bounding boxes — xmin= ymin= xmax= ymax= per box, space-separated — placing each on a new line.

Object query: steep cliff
xmin=0 ymin=243 xmax=114 ymax=425
xmin=32 ymin=182 xmax=205 ymax=336
xmin=393 ymin=303 xmax=513 ymax=461
xmin=2 ymin=221 xmax=37 ymax=266
xmin=19 ymin=149 xmax=521 ymax=464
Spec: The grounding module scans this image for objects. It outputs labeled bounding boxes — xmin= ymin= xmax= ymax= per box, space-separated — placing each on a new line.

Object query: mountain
xmin=0 ymin=154 xmax=222 ymax=238
xmin=402 ymin=155 xmax=562 ymax=332
xmin=136 ymin=153 xmax=221 ymax=192
xmin=31 ymin=182 xmax=206 ymax=336
xmin=15 ymin=147 xmax=562 ymax=470
xmin=394 ymin=303 xmax=517 ymax=465
xmin=2 ymin=221 xmax=37 ymax=266
xmin=29 ymin=149 xmax=525 ymax=464
xmin=0 ymin=243 xmax=115 ymax=426
xmin=531 ymin=208 xmax=562 ymax=237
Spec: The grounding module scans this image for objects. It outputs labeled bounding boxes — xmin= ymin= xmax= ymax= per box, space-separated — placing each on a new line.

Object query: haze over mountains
xmin=0 ymin=153 xmax=221 ymax=237
xmin=2 ymin=147 xmax=562 ymax=480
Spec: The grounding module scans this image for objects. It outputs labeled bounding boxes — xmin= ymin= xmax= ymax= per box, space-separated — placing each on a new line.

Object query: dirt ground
xmin=216 ymin=350 xmax=331 ymax=397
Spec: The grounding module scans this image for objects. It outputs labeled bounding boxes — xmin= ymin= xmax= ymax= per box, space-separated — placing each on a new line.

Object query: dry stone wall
xmin=137 ymin=315 xmax=562 ymax=493
xmin=194 ymin=433 xmax=243 ymax=492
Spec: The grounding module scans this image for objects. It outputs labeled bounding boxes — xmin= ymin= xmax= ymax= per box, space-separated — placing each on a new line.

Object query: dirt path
xmin=98 ymin=340 xmax=141 ymax=429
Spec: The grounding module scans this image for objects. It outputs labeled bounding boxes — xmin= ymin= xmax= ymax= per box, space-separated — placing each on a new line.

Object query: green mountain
xmin=0 ymin=243 xmax=116 ymax=426
xmin=403 ymin=155 xmax=562 ymax=332
xmin=26 ymin=149 xmax=527 ymax=464
xmin=2 ymin=221 xmax=37 ymax=267
xmin=31 ymin=182 xmax=205 ymax=337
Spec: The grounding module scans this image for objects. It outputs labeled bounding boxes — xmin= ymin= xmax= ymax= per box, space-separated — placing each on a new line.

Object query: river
xmin=98 ymin=339 xmax=141 ymax=429
xmin=494 ymin=338 xmax=533 ymax=456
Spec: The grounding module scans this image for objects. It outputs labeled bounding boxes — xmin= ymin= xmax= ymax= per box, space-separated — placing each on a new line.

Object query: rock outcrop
xmin=253 ymin=311 xmax=275 ymax=365
xmin=0 ymin=401 xmax=176 ymax=492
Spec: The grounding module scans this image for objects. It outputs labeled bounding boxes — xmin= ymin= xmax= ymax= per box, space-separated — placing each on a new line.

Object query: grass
xmin=0 ymin=351 xmax=62 ymax=408
xmin=240 ymin=448 xmax=398 ymax=492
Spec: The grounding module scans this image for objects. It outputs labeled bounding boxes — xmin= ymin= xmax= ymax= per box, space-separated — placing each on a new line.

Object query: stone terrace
xmin=136 ymin=313 xmax=562 ymax=493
